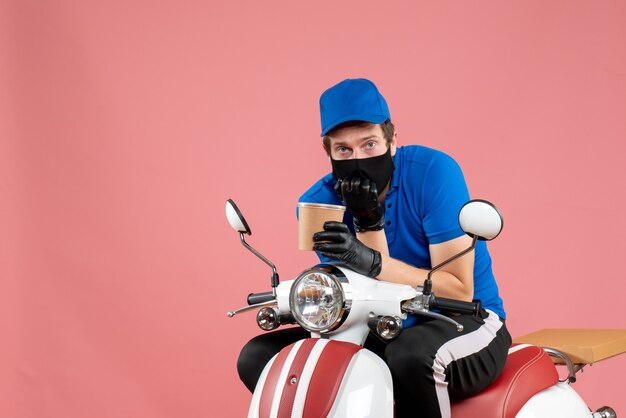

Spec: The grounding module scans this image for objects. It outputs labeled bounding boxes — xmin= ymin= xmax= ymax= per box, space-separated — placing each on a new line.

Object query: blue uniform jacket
xmin=298 ymin=145 xmax=506 ymax=321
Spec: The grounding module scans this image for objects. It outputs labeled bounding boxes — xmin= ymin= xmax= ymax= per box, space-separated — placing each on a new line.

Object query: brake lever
xmin=227 ymin=299 xmax=277 ymax=318
xmin=402 ymin=300 xmax=464 ymax=332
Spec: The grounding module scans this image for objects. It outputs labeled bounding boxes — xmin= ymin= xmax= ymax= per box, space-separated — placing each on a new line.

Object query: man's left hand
xmin=334 ymin=176 xmax=385 ymax=233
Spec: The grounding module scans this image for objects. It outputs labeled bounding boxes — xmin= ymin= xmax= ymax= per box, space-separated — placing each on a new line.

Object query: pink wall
xmin=1 ymin=1 xmax=625 ymax=417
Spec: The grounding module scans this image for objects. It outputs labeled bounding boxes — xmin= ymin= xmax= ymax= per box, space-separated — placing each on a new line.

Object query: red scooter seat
xmin=451 ymin=344 xmax=559 ymax=418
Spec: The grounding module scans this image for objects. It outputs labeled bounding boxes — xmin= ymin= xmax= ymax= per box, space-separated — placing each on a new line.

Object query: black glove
xmin=334 ymin=176 xmax=385 ymax=233
xmin=312 ymin=221 xmax=382 ymax=277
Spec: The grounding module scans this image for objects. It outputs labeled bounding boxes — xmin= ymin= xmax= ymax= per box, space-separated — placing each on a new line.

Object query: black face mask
xmin=331 ymin=147 xmax=395 ymax=196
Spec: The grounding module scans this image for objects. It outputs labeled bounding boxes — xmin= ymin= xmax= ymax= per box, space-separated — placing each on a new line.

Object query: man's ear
xmin=390 ymin=131 xmax=398 ymax=156
xmin=322 ymin=141 xmax=331 ymax=160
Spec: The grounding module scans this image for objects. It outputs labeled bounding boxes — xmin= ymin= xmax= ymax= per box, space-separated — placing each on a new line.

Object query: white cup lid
xmin=297 ymin=202 xmax=346 ymax=211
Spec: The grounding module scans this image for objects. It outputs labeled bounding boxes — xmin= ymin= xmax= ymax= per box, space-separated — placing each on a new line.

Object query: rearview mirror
xmin=226 ymin=199 xmax=251 ymax=235
xmin=458 ymin=200 xmax=503 ymax=241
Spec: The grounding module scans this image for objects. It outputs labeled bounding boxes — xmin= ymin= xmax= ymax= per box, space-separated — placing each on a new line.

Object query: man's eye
xmin=337 ymin=147 xmax=348 ymax=153
xmin=365 ymin=142 xmax=376 ymax=148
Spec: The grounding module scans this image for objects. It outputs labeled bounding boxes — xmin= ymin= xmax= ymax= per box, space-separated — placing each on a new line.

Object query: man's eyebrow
xmin=332 ymin=136 xmax=381 ymax=147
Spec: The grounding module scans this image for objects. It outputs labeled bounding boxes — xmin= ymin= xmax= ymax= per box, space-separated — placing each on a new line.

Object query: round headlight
xmin=289 ymin=268 xmax=347 ymax=333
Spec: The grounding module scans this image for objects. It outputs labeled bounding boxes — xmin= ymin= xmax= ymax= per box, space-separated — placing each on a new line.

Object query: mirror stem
xmin=423 ymin=236 xmax=477 ymax=295
xmin=239 ymin=232 xmax=280 ymax=292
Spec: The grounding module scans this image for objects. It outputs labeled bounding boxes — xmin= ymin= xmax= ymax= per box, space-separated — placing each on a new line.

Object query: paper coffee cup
xmin=297 ymin=202 xmax=346 ymax=251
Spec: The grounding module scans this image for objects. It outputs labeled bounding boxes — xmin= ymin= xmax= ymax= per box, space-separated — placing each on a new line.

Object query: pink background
xmin=1 ymin=1 xmax=625 ymax=417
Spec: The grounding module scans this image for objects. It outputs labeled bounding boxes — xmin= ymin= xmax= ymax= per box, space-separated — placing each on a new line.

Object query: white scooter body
xmin=248 ymin=338 xmax=394 ymax=418
xmin=517 ymin=383 xmax=596 ymax=418
xmin=226 ymin=199 xmax=621 ymax=418
xmin=248 ymin=270 xmax=413 ymax=418
xmin=247 ymin=270 xmax=606 ymax=418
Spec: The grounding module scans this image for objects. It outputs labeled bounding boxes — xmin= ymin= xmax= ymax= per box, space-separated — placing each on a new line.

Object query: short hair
xmin=322 ymin=120 xmax=395 ymax=156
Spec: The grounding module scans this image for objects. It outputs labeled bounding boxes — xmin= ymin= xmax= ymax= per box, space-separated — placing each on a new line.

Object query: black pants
xmin=237 ymin=308 xmax=511 ymax=418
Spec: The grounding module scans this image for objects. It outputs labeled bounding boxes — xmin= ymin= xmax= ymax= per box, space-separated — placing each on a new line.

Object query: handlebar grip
xmin=430 ymin=296 xmax=482 ymax=317
xmin=247 ymin=292 xmax=275 ymax=305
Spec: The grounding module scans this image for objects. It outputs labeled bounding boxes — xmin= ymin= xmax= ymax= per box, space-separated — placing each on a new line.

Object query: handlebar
xmin=429 ymin=296 xmax=482 ymax=317
xmin=247 ymin=292 xmax=275 ymax=305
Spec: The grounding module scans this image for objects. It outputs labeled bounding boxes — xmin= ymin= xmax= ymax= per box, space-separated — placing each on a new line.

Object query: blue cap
xmin=319 ymin=78 xmax=391 ymax=136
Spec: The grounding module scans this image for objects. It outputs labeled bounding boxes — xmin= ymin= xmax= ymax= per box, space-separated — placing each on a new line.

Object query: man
xmin=238 ymin=78 xmax=511 ymax=418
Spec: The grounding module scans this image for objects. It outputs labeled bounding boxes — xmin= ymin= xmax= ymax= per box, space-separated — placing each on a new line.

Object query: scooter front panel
xmin=300 ymin=340 xmax=363 ymax=417
xmin=248 ymin=338 xmax=363 ymax=418
xmin=254 ymin=339 xmax=306 ymax=418
xmin=327 ymin=349 xmax=394 ymax=418
xmin=277 ymin=339 xmax=322 ymax=417
xmin=249 ymin=352 xmax=277 ymax=418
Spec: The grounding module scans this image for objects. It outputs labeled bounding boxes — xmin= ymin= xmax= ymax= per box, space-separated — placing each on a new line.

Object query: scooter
xmin=225 ymin=198 xmax=623 ymax=418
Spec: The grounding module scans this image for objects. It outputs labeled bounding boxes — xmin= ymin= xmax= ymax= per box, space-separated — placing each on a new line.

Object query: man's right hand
xmin=313 ymin=221 xmax=382 ymax=277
